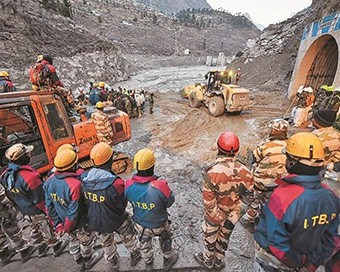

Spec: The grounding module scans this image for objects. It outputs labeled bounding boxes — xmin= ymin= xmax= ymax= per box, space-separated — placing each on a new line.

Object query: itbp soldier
xmin=194 ymin=132 xmax=253 ymax=270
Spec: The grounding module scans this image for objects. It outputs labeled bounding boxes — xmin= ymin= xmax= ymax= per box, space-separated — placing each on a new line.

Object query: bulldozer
xmin=0 ymin=90 xmax=131 ymax=176
xmin=182 ymin=70 xmax=252 ymax=117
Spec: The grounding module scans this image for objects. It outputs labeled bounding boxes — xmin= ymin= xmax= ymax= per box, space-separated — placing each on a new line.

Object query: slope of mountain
xmin=230 ymin=0 xmax=340 ymax=92
xmin=133 ymin=0 xmax=211 ymax=15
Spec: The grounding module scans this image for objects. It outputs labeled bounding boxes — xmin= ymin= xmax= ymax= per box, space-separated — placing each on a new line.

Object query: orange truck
xmin=0 ymin=91 xmax=131 ymax=175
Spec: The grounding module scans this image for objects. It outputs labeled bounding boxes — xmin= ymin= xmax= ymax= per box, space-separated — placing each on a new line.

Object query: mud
xmin=113 ymin=64 xmax=291 ymax=271
xmin=1 ymin=64 xmax=331 ymax=272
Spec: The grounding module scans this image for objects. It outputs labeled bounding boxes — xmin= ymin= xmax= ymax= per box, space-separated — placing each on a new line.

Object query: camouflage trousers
xmin=0 ymin=205 xmax=30 ymax=253
xmin=137 ymin=106 xmax=142 ymax=117
xmin=202 ymin=218 xmax=234 ymax=262
xmin=149 ymin=102 xmax=154 ymax=114
xmin=53 ymin=86 xmax=75 ymax=107
xmin=69 ymin=227 xmax=96 ymax=261
xmin=254 ymin=243 xmax=297 ymax=272
xmin=99 ymin=217 xmax=139 ymax=261
xmin=20 ymin=213 xmax=59 ymax=248
xmin=244 ymin=186 xmax=274 ymax=224
xmin=135 ymin=220 xmax=176 ymax=263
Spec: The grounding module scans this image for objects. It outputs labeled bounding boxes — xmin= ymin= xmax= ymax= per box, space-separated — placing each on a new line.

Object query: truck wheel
xmin=208 ymin=96 xmax=225 ymax=117
xmin=189 ymin=93 xmax=200 ymax=108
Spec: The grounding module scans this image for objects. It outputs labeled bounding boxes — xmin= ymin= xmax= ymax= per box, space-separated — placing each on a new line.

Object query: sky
xmin=206 ymin=0 xmax=312 ymax=27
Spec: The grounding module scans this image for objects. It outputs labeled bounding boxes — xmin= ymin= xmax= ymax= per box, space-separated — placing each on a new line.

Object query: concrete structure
xmin=206 ymin=52 xmax=229 ymax=66
xmin=289 ymin=12 xmax=340 ymax=98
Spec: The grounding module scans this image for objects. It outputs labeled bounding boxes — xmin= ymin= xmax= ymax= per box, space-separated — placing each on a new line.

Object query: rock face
xmin=230 ymin=0 xmax=340 ymax=93
xmin=0 ymin=0 xmax=129 ymax=90
xmin=133 ymin=0 xmax=211 ymax=15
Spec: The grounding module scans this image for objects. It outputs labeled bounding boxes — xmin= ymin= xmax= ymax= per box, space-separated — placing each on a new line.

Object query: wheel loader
xmin=183 ymin=70 xmax=252 ymax=117
xmin=0 ymin=90 xmax=132 ymax=176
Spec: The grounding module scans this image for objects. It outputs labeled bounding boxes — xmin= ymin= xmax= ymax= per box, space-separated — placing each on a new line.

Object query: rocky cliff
xmin=0 ymin=0 xmax=131 ymax=91
xmin=230 ymin=0 xmax=340 ymax=93
xmin=133 ymin=0 xmax=211 ymax=15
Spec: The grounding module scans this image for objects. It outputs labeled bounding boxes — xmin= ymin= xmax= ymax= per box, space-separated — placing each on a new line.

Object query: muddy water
xmin=114 ymin=64 xmax=289 ymax=271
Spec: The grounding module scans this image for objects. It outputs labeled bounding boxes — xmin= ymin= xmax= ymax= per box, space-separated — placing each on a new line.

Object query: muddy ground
xmin=2 ymin=64 xmax=336 ymax=272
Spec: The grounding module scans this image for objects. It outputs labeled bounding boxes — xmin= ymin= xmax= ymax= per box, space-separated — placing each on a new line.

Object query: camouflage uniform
xmin=69 ymin=227 xmax=96 ymax=261
xmin=123 ymin=96 xmax=132 ymax=118
xmin=99 ymin=217 xmax=139 ymax=261
xmin=0 ymin=186 xmax=30 ymax=253
xmin=149 ymin=94 xmax=154 ymax=114
xmin=91 ymin=110 xmax=114 ymax=146
xmin=202 ymin=156 xmax=253 ymax=263
xmin=134 ymin=220 xmax=175 ymax=264
xmin=244 ymin=136 xmax=288 ymax=225
xmin=312 ymin=126 xmax=340 ymax=167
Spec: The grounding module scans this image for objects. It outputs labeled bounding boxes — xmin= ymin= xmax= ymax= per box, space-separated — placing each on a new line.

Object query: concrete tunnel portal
xmin=289 ymin=13 xmax=340 ymax=98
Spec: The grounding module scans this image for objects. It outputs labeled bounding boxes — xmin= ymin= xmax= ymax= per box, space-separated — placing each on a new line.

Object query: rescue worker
xmin=0 ymin=71 xmax=17 ymax=93
xmin=89 ymin=83 xmax=100 ymax=105
xmin=125 ymin=148 xmax=178 ymax=271
xmin=235 ymin=68 xmax=242 ymax=84
xmin=81 ymin=143 xmax=141 ymax=270
xmin=135 ymin=91 xmax=142 ymax=117
xmin=1 ymin=143 xmax=68 ymax=258
xmin=149 ymin=92 xmax=154 ymax=114
xmin=0 ymin=185 xmax=35 ymax=264
xmin=293 ymin=86 xmax=314 ymax=127
xmin=123 ymin=94 xmax=132 ymax=118
xmin=77 ymin=89 xmax=85 ymax=105
xmin=29 ymin=54 xmax=75 ymax=111
xmin=254 ymin=132 xmax=340 ymax=272
xmin=44 ymin=149 xmax=103 ymax=271
xmin=311 ymin=109 xmax=340 ymax=170
xmin=98 ymin=82 xmax=108 ymax=102
xmin=240 ymin=119 xmax=288 ymax=232
xmin=91 ymin=102 xmax=114 ymax=146
xmin=194 ymin=132 xmax=253 ymax=270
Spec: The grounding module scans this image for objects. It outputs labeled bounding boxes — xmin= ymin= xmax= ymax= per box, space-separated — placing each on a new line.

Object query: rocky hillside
xmin=0 ymin=0 xmax=259 ymax=90
xmin=71 ymin=0 xmax=260 ymax=57
xmin=133 ymin=0 xmax=211 ymax=15
xmin=229 ymin=0 xmax=340 ymax=93
xmin=0 ymin=0 xmax=130 ymax=90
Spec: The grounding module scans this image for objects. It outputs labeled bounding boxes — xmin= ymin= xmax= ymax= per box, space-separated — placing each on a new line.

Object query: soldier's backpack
xmin=29 ymin=62 xmax=49 ymax=87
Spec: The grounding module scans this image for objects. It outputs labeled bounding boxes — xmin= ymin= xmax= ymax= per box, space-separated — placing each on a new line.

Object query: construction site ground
xmin=1 ymin=64 xmax=339 ymax=272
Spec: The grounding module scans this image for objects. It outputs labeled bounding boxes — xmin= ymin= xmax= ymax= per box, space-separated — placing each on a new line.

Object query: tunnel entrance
xmin=304 ymin=35 xmax=338 ymax=90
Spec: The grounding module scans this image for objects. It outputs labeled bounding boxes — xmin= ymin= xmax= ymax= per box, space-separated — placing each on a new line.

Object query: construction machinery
xmin=182 ymin=70 xmax=252 ymax=117
xmin=0 ymin=91 xmax=131 ymax=175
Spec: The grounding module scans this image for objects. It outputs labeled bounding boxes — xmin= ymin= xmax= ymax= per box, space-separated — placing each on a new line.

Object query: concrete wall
xmin=288 ymin=12 xmax=340 ymax=98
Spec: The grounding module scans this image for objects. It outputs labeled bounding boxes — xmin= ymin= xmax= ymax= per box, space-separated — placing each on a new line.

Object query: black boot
xmin=130 ymin=250 xmax=141 ymax=266
xmin=37 ymin=243 xmax=49 ymax=258
xmin=163 ymin=252 xmax=179 ymax=271
xmin=20 ymin=246 xmax=36 ymax=263
xmin=75 ymin=256 xmax=85 ymax=272
xmin=52 ymin=240 xmax=69 ymax=257
xmin=0 ymin=247 xmax=17 ymax=265
xmin=84 ymin=251 xmax=103 ymax=270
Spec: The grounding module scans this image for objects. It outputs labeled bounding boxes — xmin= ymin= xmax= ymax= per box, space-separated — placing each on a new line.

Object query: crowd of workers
xmin=84 ymin=83 xmax=154 ymax=118
xmin=0 ymin=53 xmax=340 ymax=272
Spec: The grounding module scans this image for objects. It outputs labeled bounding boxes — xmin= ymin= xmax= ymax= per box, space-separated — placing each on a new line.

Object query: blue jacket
xmin=255 ymin=174 xmax=340 ymax=270
xmin=44 ymin=171 xmax=87 ymax=232
xmin=0 ymin=79 xmax=17 ymax=93
xmin=125 ymin=175 xmax=174 ymax=229
xmin=1 ymin=163 xmax=45 ymax=215
xmin=81 ymin=168 xmax=128 ymax=233
xmin=89 ymin=88 xmax=101 ymax=105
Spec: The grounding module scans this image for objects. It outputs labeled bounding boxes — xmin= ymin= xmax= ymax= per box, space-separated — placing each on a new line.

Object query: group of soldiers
xmin=293 ymin=85 xmax=340 ymax=127
xmin=0 ymin=54 xmax=155 ymax=119
xmin=78 ymin=83 xmax=155 ymax=119
xmin=0 ymin=142 xmax=178 ymax=271
xmin=194 ymin=109 xmax=340 ymax=271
